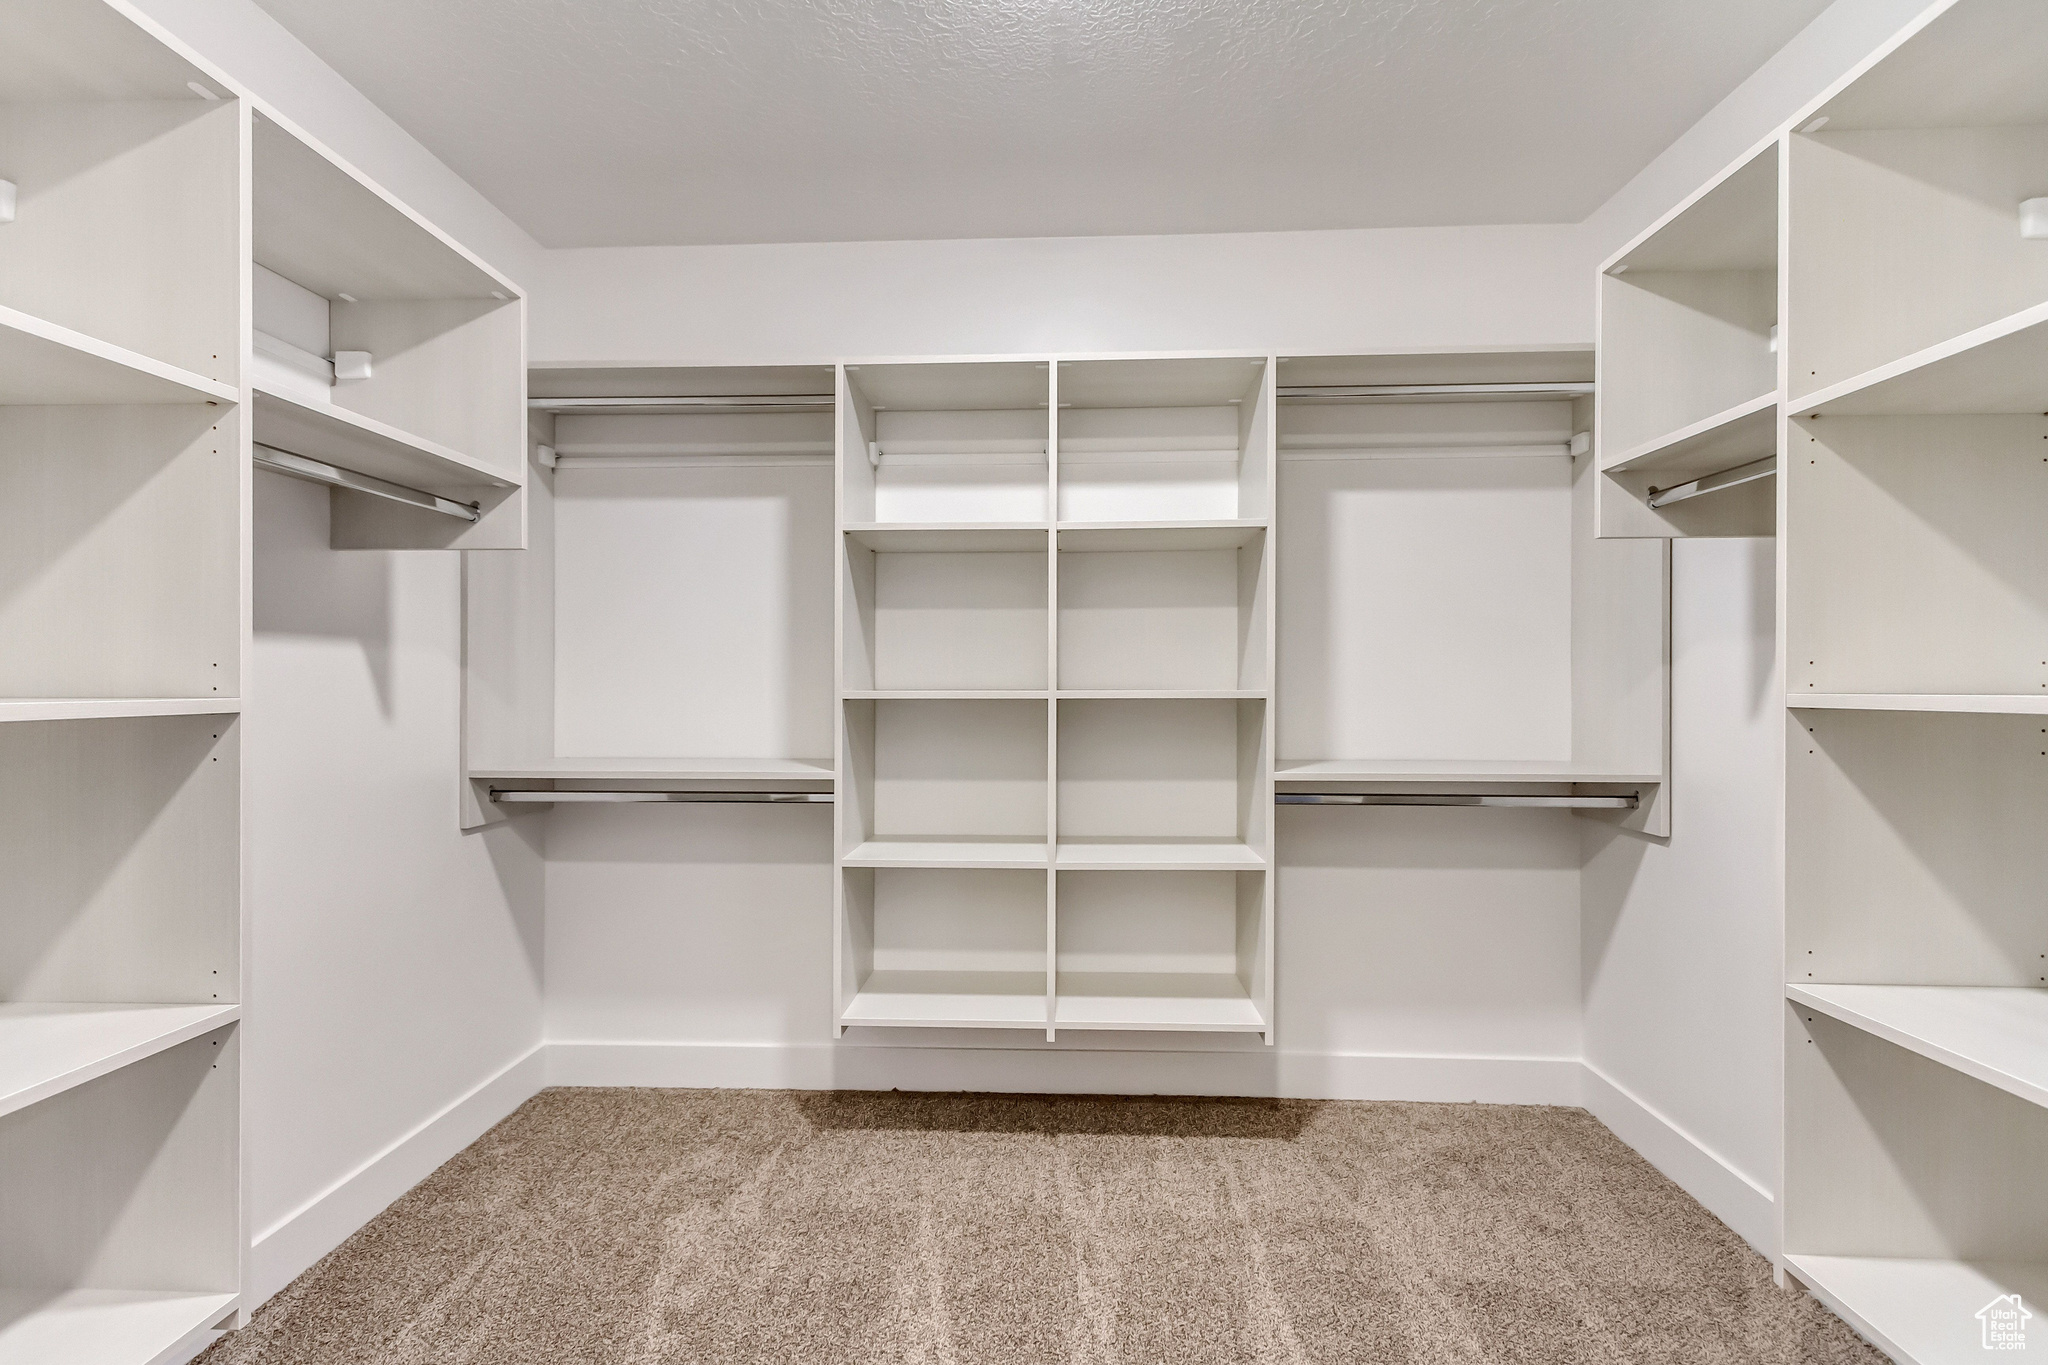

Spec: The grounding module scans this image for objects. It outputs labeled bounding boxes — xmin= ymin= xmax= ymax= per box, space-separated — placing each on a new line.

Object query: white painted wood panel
xmin=1789 ymin=984 xmax=2048 ymax=1110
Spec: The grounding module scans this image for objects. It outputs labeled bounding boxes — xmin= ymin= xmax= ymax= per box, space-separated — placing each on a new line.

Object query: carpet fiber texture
xmin=202 ymin=1088 xmax=1881 ymax=1364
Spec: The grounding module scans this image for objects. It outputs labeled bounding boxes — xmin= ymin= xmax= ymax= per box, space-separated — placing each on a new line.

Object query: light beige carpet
xmin=201 ymin=1089 xmax=1880 ymax=1364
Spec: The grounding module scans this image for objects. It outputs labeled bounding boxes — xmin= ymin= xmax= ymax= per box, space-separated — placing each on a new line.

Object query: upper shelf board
xmin=1609 ymin=140 xmax=1779 ymax=275
xmin=1058 ymin=356 xmax=1267 ymax=409
xmin=254 ymin=114 xmax=517 ymax=302
xmin=1809 ymin=0 xmax=2048 ymax=130
xmin=846 ymin=361 xmax=1048 ymax=412
xmin=1604 ymin=393 xmax=1777 ymax=478
xmin=0 ymin=0 xmax=226 ymax=103
xmin=531 ymin=365 xmax=835 ymax=402
xmin=1788 ymin=983 xmax=2048 ymax=1111
xmin=1277 ymin=349 xmax=1593 ymax=391
xmin=1792 ymin=693 xmax=2048 ymax=715
xmin=253 ymin=385 xmax=516 ymax=493
xmin=845 ymin=524 xmax=1049 ymax=552
xmin=1792 ymin=301 xmax=2048 ymax=416
xmin=472 ymin=757 xmax=833 ymax=784
xmin=0 ymin=306 xmax=236 ymax=406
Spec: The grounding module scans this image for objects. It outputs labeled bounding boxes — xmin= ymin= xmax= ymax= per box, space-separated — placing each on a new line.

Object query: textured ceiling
xmin=251 ymin=0 xmax=1833 ymax=248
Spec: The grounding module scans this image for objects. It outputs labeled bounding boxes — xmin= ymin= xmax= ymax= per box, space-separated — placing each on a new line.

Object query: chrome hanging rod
xmin=1277 ymin=382 xmax=1595 ymax=403
xmin=489 ymin=788 xmax=833 ymax=804
xmin=1278 ymin=792 xmax=1638 ymax=810
xmin=1647 ymin=455 xmax=1776 ymax=509
xmin=529 ymin=395 xmax=834 ymax=415
xmin=253 ymin=443 xmax=481 ymax=523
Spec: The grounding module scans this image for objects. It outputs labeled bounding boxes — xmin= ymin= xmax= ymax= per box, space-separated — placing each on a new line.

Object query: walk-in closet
xmin=1 ymin=0 xmax=2039 ymax=1361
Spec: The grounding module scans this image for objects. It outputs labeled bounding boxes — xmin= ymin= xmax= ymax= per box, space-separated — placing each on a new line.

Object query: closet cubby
xmin=1274 ymin=352 xmax=1667 ymax=829
xmin=1787 ymin=0 xmax=2048 ymax=415
xmin=839 ymin=698 xmax=1050 ymax=866
xmin=1055 ymin=525 xmax=1266 ymax=694
xmin=842 ymin=531 xmax=1049 ymax=694
xmin=1784 ymin=1007 xmax=2048 ymax=1363
xmin=1596 ymin=140 xmax=1779 ymax=538
xmin=837 ymin=867 xmax=1049 ymax=1028
xmin=1054 ymin=356 xmax=1271 ymax=523
xmin=1786 ymin=413 xmax=2048 ymax=699
xmin=839 ymin=361 xmax=1051 ymax=526
xmin=1055 ymin=698 xmax=1268 ymax=868
xmin=1053 ymin=870 xmax=1268 ymax=1031
xmin=252 ymin=113 xmax=525 ymax=550
xmin=0 ymin=403 xmax=239 ymax=703
xmin=0 ymin=1027 xmax=240 ymax=1361
xmin=0 ymin=10 xmax=239 ymax=393
xmin=466 ymin=366 xmax=837 ymax=824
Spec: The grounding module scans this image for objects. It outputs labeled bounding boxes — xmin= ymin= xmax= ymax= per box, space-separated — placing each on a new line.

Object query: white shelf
xmin=1791 ymin=693 xmax=2048 ymax=715
xmin=1787 ymin=1255 xmax=2048 ymax=1365
xmin=0 ymin=1289 xmax=238 ymax=1365
xmin=1054 ymin=973 xmax=1266 ymax=1032
xmin=1276 ymin=759 xmax=1661 ymax=786
xmin=845 ymin=524 xmax=1048 ymax=552
xmin=1793 ymin=300 xmax=2048 ymax=418
xmin=0 ymin=305 xmax=236 ymax=407
xmin=1602 ymin=391 xmax=1777 ymax=477
xmin=1056 ymin=690 xmax=1265 ymax=701
xmin=843 ymin=839 xmax=1049 ymax=869
xmin=0 ymin=1003 xmax=240 ymax=1120
xmin=1788 ymin=984 xmax=2048 ymax=1110
xmin=845 ymin=690 xmax=1048 ymax=701
xmin=841 ymin=971 xmax=1047 ymax=1028
xmin=253 ymin=384 xmax=516 ymax=493
xmin=471 ymin=757 xmax=833 ymax=784
xmin=1055 ymin=521 xmax=1266 ymax=551
xmin=1054 ymin=840 xmax=1265 ymax=871
xmin=0 ymin=699 xmax=241 ymax=724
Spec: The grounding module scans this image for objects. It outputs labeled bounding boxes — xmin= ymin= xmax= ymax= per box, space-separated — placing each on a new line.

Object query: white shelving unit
xmin=0 ymin=4 xmax=246 ymax=1355
xmin=1566 ymin=0 xmax=2048 ymax=1353
xmin=834 ymin=356 xmax=1278 ymax=1039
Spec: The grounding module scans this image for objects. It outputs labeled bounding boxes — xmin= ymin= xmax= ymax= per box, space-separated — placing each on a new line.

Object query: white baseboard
xmin=545 ymin=1039 xmax=1584 ymax=1105
xmin=246 ymin=1043 xmax=546 ymax=1307
xmin=1581 ymin=1059 xmax=1776 ymax=1260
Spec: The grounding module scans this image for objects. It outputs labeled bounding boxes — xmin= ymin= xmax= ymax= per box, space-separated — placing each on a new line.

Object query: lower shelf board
xmin=1053 ymin=840 xmax=1265 ymax=871
xmin=1787 ymin=1255 xmax=2048 ymax=1363
xmin=0 ymin=1289 xmax=238 ymax=1365
xmin=0 ymin=1002 xmax=241 ymax=1120
xmin=1054 ymin=973 xmax=1266 ymax=1032
xmin=841 ymin=971 xmax=1049 ymax=1027
xmin=1788 ymin=983 xmax=2048 ymax=1110
xmin=842 ymin=839 xmax=1049 ymax=869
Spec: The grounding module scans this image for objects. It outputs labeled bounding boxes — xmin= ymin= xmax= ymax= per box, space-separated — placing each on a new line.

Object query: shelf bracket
xmin=254 ymin=444 xmax=480 ymax=523
xmin=1646 ymin=455 xmax=1776 ymax=509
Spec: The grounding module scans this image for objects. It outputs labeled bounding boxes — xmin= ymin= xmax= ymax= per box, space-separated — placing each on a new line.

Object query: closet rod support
xmin=489 ymin=789 xmax=833 ymax=804
xmin=1277 ymin=382 xmax=1595 ymax=402
xmin=253 ymin=444 xmax=481 ymax=523
xmin=1278 ymin=793 xmax=1638 ymax=810
xmin=1647 ymin=455 xmax=1776 ymax=509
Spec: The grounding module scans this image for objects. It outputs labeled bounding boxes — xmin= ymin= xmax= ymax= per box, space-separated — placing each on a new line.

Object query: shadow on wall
xmin=253 ymin=468 xmax=395 ymax=717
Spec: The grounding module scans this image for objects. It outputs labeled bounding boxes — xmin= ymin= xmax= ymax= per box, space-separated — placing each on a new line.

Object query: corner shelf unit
xmin=0 ymin=3 xmax=250 ymax=1356
xmin=1626 ymin=0 xmax=2048 ymax=1353
xmin=1595 ymin=139 xmax=1781 ymax=539
xmin=835 ymin=357 xmax=1277 ymax=1040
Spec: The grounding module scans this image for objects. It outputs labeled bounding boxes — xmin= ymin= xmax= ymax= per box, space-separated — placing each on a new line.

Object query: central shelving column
xmin=833 ymin=356 xmax=1277 ymax=1042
